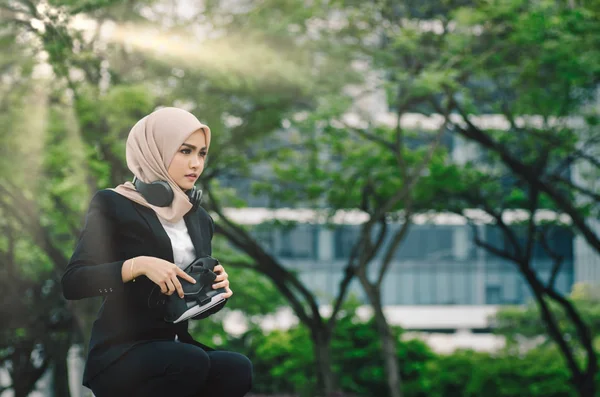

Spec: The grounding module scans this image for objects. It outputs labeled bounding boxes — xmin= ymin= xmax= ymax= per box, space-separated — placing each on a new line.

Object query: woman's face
xmin=168 ymin=129 xmax=207 ymax=191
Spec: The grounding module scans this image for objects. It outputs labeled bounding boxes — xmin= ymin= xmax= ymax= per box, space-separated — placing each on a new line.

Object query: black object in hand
xmin=148 ymin=256 xmax=227 ymax=323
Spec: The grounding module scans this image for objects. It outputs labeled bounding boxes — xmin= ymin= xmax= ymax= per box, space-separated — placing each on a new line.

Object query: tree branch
xmin=538 ymin=227 xmax=564 ymax=290
xmin=376 ymin=212 xmax=411 ymax=288
xmin=551 ymin=137 xmax=600 ymax=176
xmin=439 ymin=97 xmax=600 ymax=254
xmin=327 ymin=227 xmax=362 ymax=331
xmin=521 ymin=268 xmax=584 ymax=383
xmin=205 ymin=182 xmax=322 ymax=329
xmin=342 ymin=122 xmax=396 ymax=152
xmin=524 ymin=186 xmax=541 ymax=263
xmin=468 ymin=221 xmax=518 ymax=262
xmin=546 ymin=174 xmax=600 ymax=203
xmin=544 ymin=285 xmax=598 ymax=379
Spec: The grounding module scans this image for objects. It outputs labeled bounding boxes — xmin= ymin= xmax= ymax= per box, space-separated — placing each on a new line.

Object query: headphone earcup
xmin=133 ymin=178 xmax=174 ymax=207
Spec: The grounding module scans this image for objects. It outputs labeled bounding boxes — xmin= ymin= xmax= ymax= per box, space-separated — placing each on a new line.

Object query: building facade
xmin=246 ymin=219 xmax=575 ymax=308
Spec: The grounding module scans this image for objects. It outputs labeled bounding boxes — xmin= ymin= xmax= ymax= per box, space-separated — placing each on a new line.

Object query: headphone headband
xmin=132 ymin=176 xmax=202 ymax=211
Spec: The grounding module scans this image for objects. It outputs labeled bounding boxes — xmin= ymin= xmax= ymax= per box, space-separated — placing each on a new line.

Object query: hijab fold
xmin=110 ymin=107 xmax=211 ymax=223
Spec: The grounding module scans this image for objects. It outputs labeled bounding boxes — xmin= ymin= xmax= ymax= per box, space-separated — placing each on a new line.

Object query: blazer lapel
xmin=184 ymin=212 xmax=204 ymax=257
xmin=133 ymin=205 xmax=174 ymax=263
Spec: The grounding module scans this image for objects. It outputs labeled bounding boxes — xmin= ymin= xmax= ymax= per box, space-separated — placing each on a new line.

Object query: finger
xmin=224 ymin=287 xmax=233 ymax=298
xmin=213 ymin=265 xmax=224 ymax=274
xmin=160 ymin=282 xmax=168 ymax=294
xmin=165 ymin=278 xmax=176 ymax=295
xmin=213 ymin=280 xmax=229 ymax=289
xmin=176 ymin=267 xmax=196 ymax=284
xmin=214 ymin=272 xmax=228 ymax=282
xmin=172 ymin=276 xmax=184 ymax=299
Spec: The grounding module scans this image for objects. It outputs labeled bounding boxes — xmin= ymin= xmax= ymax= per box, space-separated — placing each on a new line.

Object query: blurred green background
xmin=1 ymin=0 xmax=600 ymax=396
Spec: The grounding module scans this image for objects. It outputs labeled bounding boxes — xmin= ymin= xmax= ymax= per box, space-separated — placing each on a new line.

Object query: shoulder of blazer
xmin=90 ymin=188 xmax=127 ymax=206
xmin=91 ymin=189 xmax=214 ymax=235
xmin=87 ymin=189 xmax=132 ymax=217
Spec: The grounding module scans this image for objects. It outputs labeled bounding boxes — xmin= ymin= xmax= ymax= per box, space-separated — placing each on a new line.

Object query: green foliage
xmin=254 ymin=326 xmax=318 ymax=396
xmin=423 ymin=349 xmax=482 ymax=397
xmin=424 ymin=346 xmax=576 ymax=397
xmin=1 ymin=1 xmax=600 ymax=396
xmin=493 ymin=283 xmax=600 ymax=349
xmin=215 ymin=299 xmax=435 ymax=397
xmin=48 ymin=0 xmax=126 ymax=13
xmin=208 ymin=298 xmax=597 ymax=396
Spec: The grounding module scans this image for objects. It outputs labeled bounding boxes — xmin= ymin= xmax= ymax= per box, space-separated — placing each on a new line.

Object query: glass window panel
xmin=399 ymin=270 xmax=415 ymax=305
xmin=435 ymin=270 xmax=452 ymax=304
xmin=381 ymin=271 xmax=400 ymax=306
xmin=334 ymin=226 xmax=359 ymax=259
xmin=486 ymin=285 xmax=502 ymax=304
xmin=501 ymin=270 xmax=519 ymax=304
xmin=417 ymin=269 xmax=434 ymax=304
xmin=311 ymin=270 xmax=330 ymax=302
xmin=455 ymin=270 xmax=473 ymax=304
xmin=279 ymin=225 xmax=315 ymax=259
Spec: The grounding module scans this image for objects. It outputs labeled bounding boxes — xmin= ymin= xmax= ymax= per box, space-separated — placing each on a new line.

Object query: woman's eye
xmin=200 ymin=151 xmax=207 ymax=157
xmin=181 ymin=149 xmax=191 ymax=154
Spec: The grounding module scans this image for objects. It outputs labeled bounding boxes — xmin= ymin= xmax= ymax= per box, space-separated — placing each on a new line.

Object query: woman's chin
xmin=177 ymin=182 xmax=194 ymax=191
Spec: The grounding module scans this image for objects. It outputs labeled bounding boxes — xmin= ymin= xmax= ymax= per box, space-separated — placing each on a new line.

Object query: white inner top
xmin=157 ymin=216 xmax=196 ymax=269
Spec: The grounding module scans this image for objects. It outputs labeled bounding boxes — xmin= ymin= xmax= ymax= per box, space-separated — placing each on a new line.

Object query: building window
xmin=334 ymin=226 xmax=359 ymax=259
xmin=252 ymin=224 xmax=275 ymax=254
xmin=278 ymin=225 xmax=316 ymax=259
xmin=485 ymin=285 xmax=503 ymax=305
xmin=394 ymin=226 xmax=454 ymax=260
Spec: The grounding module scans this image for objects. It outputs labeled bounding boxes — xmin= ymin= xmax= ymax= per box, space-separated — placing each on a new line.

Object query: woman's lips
xmin=185 ymin=175 xmax=197 ymax=180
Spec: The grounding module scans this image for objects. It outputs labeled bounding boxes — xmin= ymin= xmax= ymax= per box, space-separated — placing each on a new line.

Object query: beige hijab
xmin=110 ymin=107 xmax=211 ymax=223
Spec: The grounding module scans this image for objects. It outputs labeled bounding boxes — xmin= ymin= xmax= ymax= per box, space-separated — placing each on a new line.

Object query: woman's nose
xmin=189 ymin=157 xmax=201 ymax=168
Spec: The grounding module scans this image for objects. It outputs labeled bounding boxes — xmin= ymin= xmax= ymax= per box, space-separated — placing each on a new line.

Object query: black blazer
xmin=61 ymin=189 xmax=225 ymax=387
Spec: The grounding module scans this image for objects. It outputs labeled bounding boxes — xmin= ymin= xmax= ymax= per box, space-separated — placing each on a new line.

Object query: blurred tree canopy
xmin=1 ymin=0 xmax=600 ymax=396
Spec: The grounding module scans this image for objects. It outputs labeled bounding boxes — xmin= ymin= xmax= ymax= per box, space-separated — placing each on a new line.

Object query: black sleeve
xmin=208 ymin=213 xmax=215 ymax=242
xmin=61 ymin=191 xmax=126 ymax=300
xmin=194 ymin=209 xmax=228 ymax=319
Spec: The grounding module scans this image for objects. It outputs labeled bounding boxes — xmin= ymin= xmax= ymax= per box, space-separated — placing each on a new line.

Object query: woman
xmin=61 ymin=107 xmax=253 ymax=397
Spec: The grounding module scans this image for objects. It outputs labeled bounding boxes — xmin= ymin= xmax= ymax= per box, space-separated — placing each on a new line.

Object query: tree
xmin=425 ymin=2 xmax=600 ymax=395
xmin=0 ymin=216 xmax=73 ymax=397
xmin=244 ymin=1 xmax=460 ymax=395
xmin=431 ymin=0 xmax=600 ymax=253
xmin=493 ymin=283 xmax=600 ymax=350
xmin=219 ymin=297 xmax=435 ymax=396
xmin=315 ymin=1 xmax=600 ymax=395
xmin=2 ymin=1 xmax=362 ymax=395
xmin=260 ymin=114 xmax=451 ymax=397
xmin=427 ymin=151 xmax=598 ymax=396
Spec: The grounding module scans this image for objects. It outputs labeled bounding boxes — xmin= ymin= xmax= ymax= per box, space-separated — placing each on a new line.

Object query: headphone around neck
xmin=133 ymin=176 xmax=203 ymax=212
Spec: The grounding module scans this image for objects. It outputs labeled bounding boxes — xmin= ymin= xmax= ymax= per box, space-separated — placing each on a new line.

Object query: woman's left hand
xmin=213 ymin=264 xmax=233 ymax=298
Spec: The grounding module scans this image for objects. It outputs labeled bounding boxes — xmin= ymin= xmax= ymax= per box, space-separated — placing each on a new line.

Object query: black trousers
xmin=88 ymin=340 xmax=253 ymax=397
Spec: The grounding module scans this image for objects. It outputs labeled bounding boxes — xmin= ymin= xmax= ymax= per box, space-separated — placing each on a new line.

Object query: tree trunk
xmin=51 ymin=339 xmax=72 ymax=397
xmin=311 ymin=328 xmax=338 ymax=396
xmin=10 ymin=345 xmax=48 ymax=397
xmin=578 ymin=375 xmax=596 ymax=397
xmin=360 ymin=276 xmax=402 ymax=397
xmin=522 ymin=269 xmax=596 ymax=397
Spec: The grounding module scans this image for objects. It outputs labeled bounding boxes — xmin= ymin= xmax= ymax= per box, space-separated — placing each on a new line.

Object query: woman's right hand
xmin=128 ymin=256 xmax=196 ymax=299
